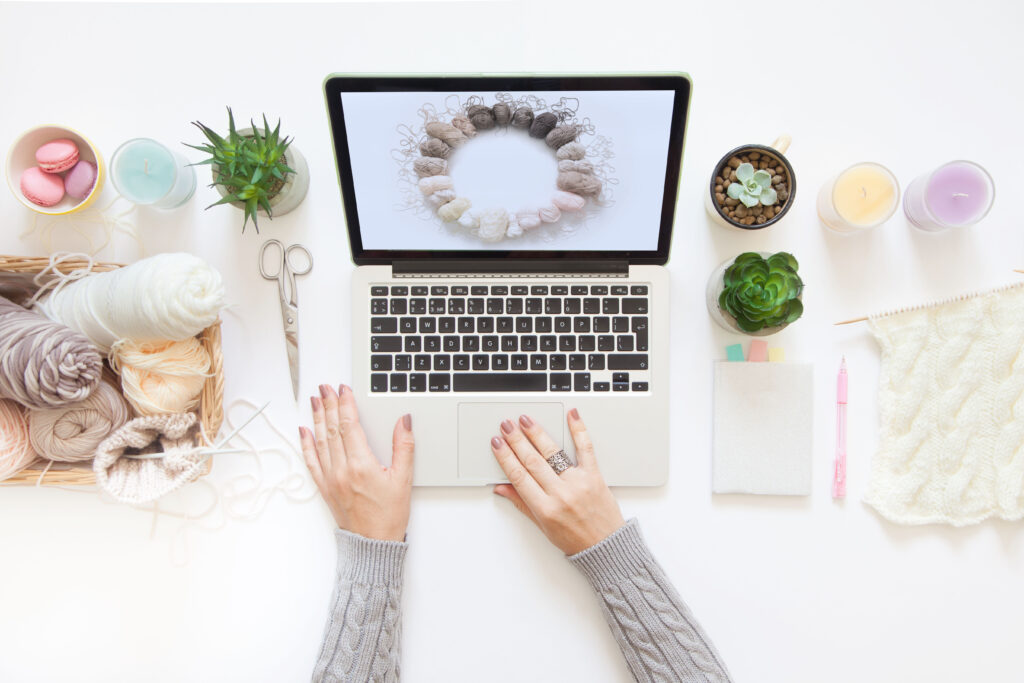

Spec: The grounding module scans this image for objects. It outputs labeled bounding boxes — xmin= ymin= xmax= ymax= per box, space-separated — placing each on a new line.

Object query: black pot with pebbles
xmin=705 ymin=136 xmax=795 ymax=230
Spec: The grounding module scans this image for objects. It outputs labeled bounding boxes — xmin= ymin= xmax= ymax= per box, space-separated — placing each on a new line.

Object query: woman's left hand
xmin=299 ymin=384 xmax=414 ymax=542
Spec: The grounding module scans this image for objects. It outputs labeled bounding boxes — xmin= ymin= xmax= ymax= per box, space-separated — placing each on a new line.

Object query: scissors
xmin=259 ymin=239 xmax=313 ymax=400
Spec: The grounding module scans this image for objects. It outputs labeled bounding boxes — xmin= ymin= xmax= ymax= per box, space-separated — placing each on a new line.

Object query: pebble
xmin=716 ymin=193 xmax=726 ymax=203
xmin=735 ymin=205 xmax=749 ymax=218
xmin=728 ymin=157 xmax=741 ymax=169
xmin=771 ymin=175 xmax=783 ymax=184
xmin=715 ymin=184 xmax=723 ymax=193
xmin=742 ymin=216 xmax=755 ymax=225
xmin=751 ymin=205 xmax=763 ymax=216
xmin=725 ymin=197 xmax=739 ymax=207
xmin=756 ymin=216 xmax=766 ymax=224
xmin=749 ymin=151 xmax=761 ymax=160
xmin=729 ymin=170 xmax=737 ymax=182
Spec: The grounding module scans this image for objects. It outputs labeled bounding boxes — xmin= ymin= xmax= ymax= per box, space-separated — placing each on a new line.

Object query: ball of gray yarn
xmin=419 ymin=138 xmax=451 ymax=159
xmin=511 ymin=107 xmax=534 ymax=129
xmin=466 ymin=105 xmax=496 ymax=130
xmin=557 ymin=171 xmax=603 ymax=197
xmin=493 ymin=102 xmax=511 ymax=126
xmin=545 ymin=124 xmax=578 ymax=149
xmin=414 ymin=157 xmax=448 ymax=177
xmin=0 ymin=296 xmax=102 ymax=410
xmin=529 ymin=112 xmax=558 ymax=139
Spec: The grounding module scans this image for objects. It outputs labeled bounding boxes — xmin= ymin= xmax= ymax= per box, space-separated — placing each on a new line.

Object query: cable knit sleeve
xmin=569 ymin=519 xmax=733 ymax=683
xmin=312 ymin=529 xmax=407 ymax=683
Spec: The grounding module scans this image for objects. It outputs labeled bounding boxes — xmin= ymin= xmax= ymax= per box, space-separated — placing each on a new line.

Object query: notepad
xmin=712 ymin=361 xmax=814 ymax=495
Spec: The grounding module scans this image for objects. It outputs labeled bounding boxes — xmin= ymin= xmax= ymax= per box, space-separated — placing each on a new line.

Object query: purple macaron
xmin=64 ymin=160 xmax=97 ymax=200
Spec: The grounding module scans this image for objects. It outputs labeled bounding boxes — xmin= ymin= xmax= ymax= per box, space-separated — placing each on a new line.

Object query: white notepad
xmin=712 ymin=361 xmax=814 ymax=495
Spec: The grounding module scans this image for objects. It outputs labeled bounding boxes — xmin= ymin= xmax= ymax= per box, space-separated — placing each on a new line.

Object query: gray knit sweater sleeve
xmin=312 ymin=529 xmax=407 ymax=683
xmin=569 ymin=519 xmax=733 ymax=683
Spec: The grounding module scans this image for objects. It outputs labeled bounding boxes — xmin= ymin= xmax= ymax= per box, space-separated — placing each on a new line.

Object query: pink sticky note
xmin=748 ymin=340 xmax=768 ymax=362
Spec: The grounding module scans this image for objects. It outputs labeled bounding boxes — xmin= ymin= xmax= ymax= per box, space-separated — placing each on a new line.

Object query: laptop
xmin=324 ymin=73 xmax=691 ymax=486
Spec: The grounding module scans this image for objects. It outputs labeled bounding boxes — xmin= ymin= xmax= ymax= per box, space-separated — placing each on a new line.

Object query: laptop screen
xmin=324 ymin=75 xmax=691 ymax=265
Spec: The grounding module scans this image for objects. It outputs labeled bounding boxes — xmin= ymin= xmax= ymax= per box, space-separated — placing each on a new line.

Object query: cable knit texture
xmin=866 ymin=283 xmax=1024 ymax=526
xmin=314 ymin=521 xmax=731 ymax=682
xmin=570 ymin=519 xmax=733 ymax=683
xmin=313 ymin=529 xmax=407 ymax=683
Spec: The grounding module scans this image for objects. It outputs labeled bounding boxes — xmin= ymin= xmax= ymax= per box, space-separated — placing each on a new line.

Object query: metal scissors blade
xmin=260 ymin=239 xmax=312 ymax=399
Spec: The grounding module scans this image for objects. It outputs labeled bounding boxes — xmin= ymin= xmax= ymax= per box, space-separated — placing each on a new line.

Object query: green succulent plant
xmin=186 ymin=107 xmax=295 ymax=233
xmin=727 ymin=162 xmax=778 ymax=208
xmin=719 ymin=252 xmax=803 ymax=332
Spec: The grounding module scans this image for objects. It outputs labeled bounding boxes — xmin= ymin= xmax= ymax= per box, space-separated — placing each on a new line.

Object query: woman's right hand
xmin=490 ymin=408 xmax=625 ymax=555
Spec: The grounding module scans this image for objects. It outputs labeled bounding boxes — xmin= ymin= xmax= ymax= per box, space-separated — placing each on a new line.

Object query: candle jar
xmin=110 ymin=138 xmax=196 ymax=209
xmin=706 ymin=135 xmax=796 ymax=231
xmin=903 ymin=160 xmax=995 ymax=231
xmin=818 ymin=162 xmax=900 ymax=233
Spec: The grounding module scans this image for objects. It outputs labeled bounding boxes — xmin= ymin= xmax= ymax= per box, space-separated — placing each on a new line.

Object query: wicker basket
xmin=0 ymin=255 xmax=224 ymax=486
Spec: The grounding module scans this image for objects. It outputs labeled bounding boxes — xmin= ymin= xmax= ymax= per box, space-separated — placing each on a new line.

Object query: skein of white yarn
xmin=34 ymin=253 xmax=225 ymax=354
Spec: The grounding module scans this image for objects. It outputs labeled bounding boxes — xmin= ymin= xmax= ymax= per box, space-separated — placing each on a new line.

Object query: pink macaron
xmin=35 ymin=138 xmax=80 ymax=173
xmin=64 ymin=160 xmax=97 ymax=200
xmin=20 ymin=166 xmax=66 ymax=206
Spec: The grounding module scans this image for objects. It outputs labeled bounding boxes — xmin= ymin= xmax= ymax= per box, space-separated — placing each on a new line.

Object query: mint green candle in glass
xmin=110 ymin=138 xmax=196 ymax=209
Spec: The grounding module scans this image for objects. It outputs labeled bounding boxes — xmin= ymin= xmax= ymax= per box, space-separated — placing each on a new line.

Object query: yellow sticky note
xmin=768 ymin=348 xmax=785 ymax=362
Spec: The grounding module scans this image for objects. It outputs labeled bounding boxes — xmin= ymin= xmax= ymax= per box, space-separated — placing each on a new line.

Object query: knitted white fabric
xmin=93 ymin=412 xmax=207 ymax=505
xmin=865 ymin=283 xmax=1024 ymax=526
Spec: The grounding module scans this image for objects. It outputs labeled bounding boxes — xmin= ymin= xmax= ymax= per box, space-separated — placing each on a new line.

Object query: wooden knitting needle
xmin=837 ymin=270 xmax=1024 ymax=325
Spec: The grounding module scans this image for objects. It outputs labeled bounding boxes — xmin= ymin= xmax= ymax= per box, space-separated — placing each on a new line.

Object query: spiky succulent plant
xmin=727 ymin=162 xmax=778 ymax=208
xmin=186 ymin=107 xmax=294 ymax=233
xmin=719 ymin=252 xmax=803 ymax=332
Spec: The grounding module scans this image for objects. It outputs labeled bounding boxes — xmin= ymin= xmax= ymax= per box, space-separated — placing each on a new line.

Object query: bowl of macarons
xmin=5 ymin=125 xmax=103 ymax=215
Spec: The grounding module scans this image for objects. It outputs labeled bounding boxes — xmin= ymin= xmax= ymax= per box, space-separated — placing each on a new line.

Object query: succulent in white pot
xmin=186 ymin=108 xmax=309 ymax=232
xmin=706 ymin=251 xmax=804 ymax=336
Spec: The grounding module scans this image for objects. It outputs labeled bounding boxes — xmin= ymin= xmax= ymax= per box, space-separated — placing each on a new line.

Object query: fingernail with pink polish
xmin=403 ymin=413 xmax=412 ymax=430
xmin=311 ymin=396 xmax=321 ymax=411
xmin=519 ymin=415 xmax=534 ymax=428
xmin=491 ymin=436 xmax=503 ymax=449
xmin=501 ymin=419 xmax=514 ymax=434
xmin=569 ymin=408 xmax=579 ymax=420
xmin=339 ymin=384 xmax=348 ymax=395
xmin=319 ymin=384 xmax=330 ymax=398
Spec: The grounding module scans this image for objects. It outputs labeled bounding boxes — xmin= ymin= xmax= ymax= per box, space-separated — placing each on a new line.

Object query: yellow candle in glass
xmin=818 ymin=162 xmax=900 ymax=232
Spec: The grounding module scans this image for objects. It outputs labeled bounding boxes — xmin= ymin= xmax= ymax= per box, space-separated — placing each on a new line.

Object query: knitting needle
xmin=838 ymin=270 xmax=1024 ymax=325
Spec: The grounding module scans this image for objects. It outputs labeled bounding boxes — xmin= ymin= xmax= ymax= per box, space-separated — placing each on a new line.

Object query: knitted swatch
xmin=93 ymin=412 xmax=207 ymax=504
xmin=865 ymin=283 xmax=1024 ymax=526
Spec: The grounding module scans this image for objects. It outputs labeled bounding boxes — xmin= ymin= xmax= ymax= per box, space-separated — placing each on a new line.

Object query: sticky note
xmin=768 ymin=348 xmax=785 ymax=362
xmin=726 ymin=344 xmax=744 ymax=362
xmin=748 ymin=340 xmax=768 ymax=362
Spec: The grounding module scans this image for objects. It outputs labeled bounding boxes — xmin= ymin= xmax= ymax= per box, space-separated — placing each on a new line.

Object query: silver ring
xmin=546 ymin=449 xmax=572 ymax=475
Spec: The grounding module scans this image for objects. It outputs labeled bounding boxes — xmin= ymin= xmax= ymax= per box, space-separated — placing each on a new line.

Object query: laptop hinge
xmin=391 ymin=259 xmax=629 ymax=277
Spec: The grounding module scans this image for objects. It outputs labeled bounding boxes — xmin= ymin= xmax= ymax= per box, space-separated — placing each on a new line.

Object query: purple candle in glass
xmin=904 ymin=160 xmax=995 ymax=231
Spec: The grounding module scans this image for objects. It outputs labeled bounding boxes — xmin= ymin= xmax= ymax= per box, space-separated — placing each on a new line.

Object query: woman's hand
xmin=490 ymin=409 xmax=625 ymax=555
xmin=299 ymin=384 xmax=414 ymax=542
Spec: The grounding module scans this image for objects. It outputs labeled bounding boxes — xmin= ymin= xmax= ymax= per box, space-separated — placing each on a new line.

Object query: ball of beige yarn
xmin=438 ymin=198 xmax=471 ymax=222
xmin=556 ymin=142 xmax=586 ymax=161
xmin=557 ymin=171 xmax=602 ymax=197
xmin=111 ymin=338 xmax=211 ymax=416
xmin=29 ymin=378 xmax=130 ymax=463
xmin=414 ymin=157 xmax=448 ymax=178
xmin=419 ymin=138 xmax=451 ymax=159
xmin=425 ymin=121 xmax=467 ymax=148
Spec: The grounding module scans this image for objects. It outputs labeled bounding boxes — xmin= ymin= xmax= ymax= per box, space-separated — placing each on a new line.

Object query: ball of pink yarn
xmin=0 ymin=399 xmax=37 ymax=481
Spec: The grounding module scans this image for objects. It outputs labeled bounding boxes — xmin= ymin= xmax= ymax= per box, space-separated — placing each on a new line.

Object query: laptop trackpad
xmin=457 ymin=402 xmax=564 ymax=483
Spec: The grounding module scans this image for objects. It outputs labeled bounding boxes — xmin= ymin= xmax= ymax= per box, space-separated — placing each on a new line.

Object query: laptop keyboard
xmin=368 ymin=283 xmax=650 ymax=393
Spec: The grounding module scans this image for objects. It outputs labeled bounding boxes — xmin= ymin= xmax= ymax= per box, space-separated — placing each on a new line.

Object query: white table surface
xmin=2 ymin=2 xmax=1023 ymax=681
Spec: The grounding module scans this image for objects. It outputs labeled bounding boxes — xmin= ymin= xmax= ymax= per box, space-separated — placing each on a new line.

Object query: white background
xmin=343 ymin=89 xmax=673 ymax=251
xmin=1 ymin=2 xmax=1023 ymax=682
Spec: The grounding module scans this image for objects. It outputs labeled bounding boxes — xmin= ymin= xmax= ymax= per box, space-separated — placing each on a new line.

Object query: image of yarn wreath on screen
xmin=407 ymin=95 xmax=613 ymax=243
xmin=0 ymin=253 xmax=225 ymax=503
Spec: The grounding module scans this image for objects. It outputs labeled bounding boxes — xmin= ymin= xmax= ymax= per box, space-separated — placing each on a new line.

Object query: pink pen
xmin=833 ymin=357 xmax=848 ymax=499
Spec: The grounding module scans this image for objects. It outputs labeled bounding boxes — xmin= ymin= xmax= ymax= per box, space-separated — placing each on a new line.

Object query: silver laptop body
xmin=325 ymin=73 xmax=692 ymax=486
